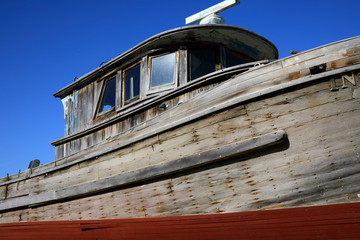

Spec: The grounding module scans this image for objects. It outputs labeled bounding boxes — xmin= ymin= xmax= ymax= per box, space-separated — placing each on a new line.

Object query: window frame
xmin=122 ymin=61 xmax=142 ymax=106
xmin=95 ymin=45 xmax=255 ymax=120
xmin=188 ymin=46 xmax=221 ymax=81
xmin=147 ymin=51 xmax=179 ymax=95
xmin=96 ymin=75 xmax=117 ymax=118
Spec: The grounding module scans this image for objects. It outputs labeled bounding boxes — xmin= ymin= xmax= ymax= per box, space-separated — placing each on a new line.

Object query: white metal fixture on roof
xmin=185 ymin=0 xmax=240 ymax=25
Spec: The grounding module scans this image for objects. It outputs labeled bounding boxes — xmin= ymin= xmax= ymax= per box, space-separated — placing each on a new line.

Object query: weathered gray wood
xmin=92 ymin=80 xmax=103 ymax=120
xmin=178 ymin=46 xmax=188 ymax=86
xmin=52 ymin=63 xmax=360 ymax=170
xmin=74 ymin=84 xmax=94 ymax=133
xmin=50 ymin=60 xmax=267 ymax=146
xmin=0 ymin=130 xmax=285 ymax=212
xmin=51 ymin=37 xmax=360 ymax=150
xmin=11 ymin=104 xmax=248 ymax=197
xmin=140 ymin=56 xmax=148 ymax=99
xmin=1 ymin=35 xmax=360 ymax=224
xmin=1 ymin=60 xmax=359 ymax=188
xmin=1 ymin=91 xmax=359 ymax=221
xmin=115 ymin=70 xmax=122 ymax=110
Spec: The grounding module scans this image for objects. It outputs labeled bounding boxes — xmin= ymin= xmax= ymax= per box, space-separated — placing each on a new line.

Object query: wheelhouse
xmin=95 ymin=44 xmax=260 ymax=119
xmin=52 ymin=24 xmax=278 ymax=160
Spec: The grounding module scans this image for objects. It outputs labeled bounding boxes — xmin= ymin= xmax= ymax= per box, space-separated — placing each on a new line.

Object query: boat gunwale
xmin=2 ymin=62 xmax=359 ymax=187
xmin=0 ymin=131 xmax=286 ymax=212
xmin=51 ymin=61 xmax=267 ymax=146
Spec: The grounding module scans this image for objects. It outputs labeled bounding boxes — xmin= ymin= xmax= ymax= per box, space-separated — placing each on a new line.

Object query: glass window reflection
xmin=150 ymin=53 xmax=176 ymax=88
xmin=99 ymin=77 xmax=116 ymax=113
xmin=124 ymin=63 xmax=140 ymax=102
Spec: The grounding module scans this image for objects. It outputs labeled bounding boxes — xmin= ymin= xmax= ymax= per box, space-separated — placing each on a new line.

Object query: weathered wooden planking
xmin=0 ymin=202 xmax=359 ymax=240
xmin=74 ymin=83 xmax=94 ymax=134
xmin=1 ymin=37 xmax=358 ymax=185
xmin=1 ymin=42 xmax=357 ymax=186
xmin=0 ymin=39 xmax=359 ymax=223
xmin=40 ymin=80 xmax=328 ymax=193
xmin=3 ymin=80 xmax=348 ymax=200
xmin=1 ymin=104 xmax=250 ymax=200
xmin=53 ymin=44 xmax=360 ymax=159
xmin=1 ymin=70 xmax=359 ymax=214
xmin=30 ymin=60 xmax=360 ymax=182
xmin=52 ymin=63 xmax=360 ymax=174
xmin=54 ymin=61 xmax=255 ymax=146
xmin=0 ymin=82 xmax=359 ymax=221
xmin=51 ymin=37 xmax=360 ymax=150
xmin=0 ymin=131 xmax=286 ymax=212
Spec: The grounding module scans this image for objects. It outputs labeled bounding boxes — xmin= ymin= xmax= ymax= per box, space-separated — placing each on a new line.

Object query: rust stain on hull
xmin=288 ymin=71 xmax=302 ymax=80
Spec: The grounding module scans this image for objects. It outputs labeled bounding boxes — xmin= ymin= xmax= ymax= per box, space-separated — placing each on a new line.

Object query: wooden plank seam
xmin=0 ymin=130 xmax=286 ymax=212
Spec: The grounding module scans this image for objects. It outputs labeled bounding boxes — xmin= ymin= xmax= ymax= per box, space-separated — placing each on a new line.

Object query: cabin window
xmin=150 ymin=52 xmax=176 ymax=89
xmin=123 ymin=63 xmax=141 ymax=104
xmin=98 ymin=77 xmax=116 ymax=113
xmin=226 ymin=50 xmax=252 ymax=67
xmin=189 ymin=48 xmax=219 ymax=81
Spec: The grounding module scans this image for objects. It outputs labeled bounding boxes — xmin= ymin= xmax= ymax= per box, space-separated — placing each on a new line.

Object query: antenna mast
xmin=185 ymin=0 xmax=240 ymax=25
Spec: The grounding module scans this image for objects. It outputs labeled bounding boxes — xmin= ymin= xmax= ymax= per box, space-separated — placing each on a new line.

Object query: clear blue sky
xmin=0 ymin=0 xmax=359 ymax=177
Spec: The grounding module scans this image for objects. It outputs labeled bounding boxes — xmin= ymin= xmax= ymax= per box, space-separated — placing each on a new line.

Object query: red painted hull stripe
xmin=0 ymin=202 xmax=359 ymax=240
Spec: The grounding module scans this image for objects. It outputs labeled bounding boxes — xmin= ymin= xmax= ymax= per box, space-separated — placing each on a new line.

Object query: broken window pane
xmin=124 ymin=63 xmax=140 ymax=102
xmin=226 ymin=50 xmax=249 ymax=67
xmin=99 ymin=77 xmax=116 ymax=113
xmin=150 ymin=52 xmax=176 ymax=88
xmin=190 ymin=48 xmax=217 ymax=81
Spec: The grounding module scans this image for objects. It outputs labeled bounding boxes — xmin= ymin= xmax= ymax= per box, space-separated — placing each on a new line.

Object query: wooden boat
xmin=1 ymin=1 xmax=360 ymax=239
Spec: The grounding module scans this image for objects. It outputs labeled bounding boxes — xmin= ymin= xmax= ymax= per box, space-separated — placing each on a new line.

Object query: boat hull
xmin=1 ymin=36 xmax=360 ymax=237
xmin=0 ymin=202 xmax=359 ymax=240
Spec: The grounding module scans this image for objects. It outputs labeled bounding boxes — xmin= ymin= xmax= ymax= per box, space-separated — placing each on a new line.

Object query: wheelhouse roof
xmin=53 ymin=24 xmax=278 ymax=99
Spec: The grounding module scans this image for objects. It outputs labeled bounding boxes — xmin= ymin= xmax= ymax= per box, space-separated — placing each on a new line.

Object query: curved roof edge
xmin=54 ymin=24 xmax=278 ymax=99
